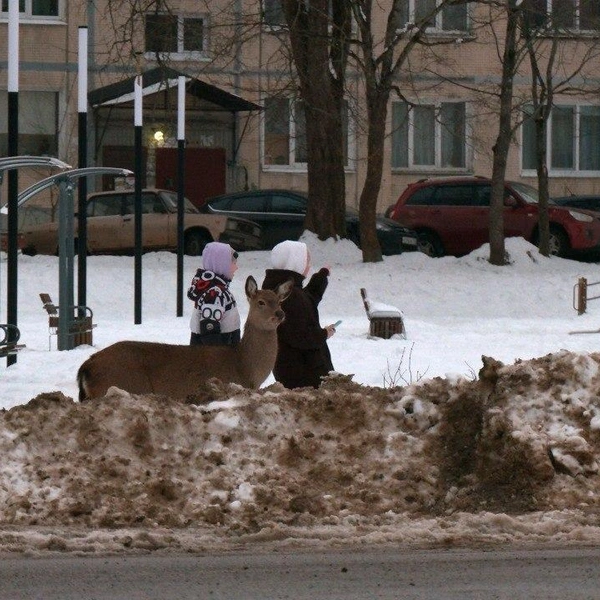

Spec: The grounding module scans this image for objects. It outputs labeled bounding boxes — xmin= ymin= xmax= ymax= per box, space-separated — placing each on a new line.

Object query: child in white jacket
xmin=187 ymin=242 xmax=240 ymax=346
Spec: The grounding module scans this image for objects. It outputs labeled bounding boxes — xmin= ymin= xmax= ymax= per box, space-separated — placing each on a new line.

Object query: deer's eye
xmin=258 ymin=300 xmax=265 ymax=306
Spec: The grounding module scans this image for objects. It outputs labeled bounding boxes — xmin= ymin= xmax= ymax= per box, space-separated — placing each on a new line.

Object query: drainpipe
xmin=232 ymin=0 xmax=242 ymax=190
xmin=87 ymin=0 xmax=96 ymax=174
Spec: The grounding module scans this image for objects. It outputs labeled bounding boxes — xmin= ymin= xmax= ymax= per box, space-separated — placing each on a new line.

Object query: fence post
xmin=578 ymin=277 xmax=588 ymax=315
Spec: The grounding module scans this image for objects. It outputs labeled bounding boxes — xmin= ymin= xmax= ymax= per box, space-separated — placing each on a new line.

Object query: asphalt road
xmin=2 ymin=546 xmax=600 ymax=599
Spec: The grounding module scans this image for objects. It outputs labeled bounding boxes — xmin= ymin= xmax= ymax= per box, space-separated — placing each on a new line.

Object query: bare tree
xmin=348 ymin=0 xmax=464 ymax=262
xmin=452 ymin=0 xmax=600 ymax=264
xmin=521 ymin=0 xmax=600 ymax=256
xmin=488 ymin=0 xmax=523 ymax=266
xmin=281 ymin=0 xmax=351 ymax=240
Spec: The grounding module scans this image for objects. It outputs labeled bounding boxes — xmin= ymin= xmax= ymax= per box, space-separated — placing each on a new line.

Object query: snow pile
xmin=2 ymin=349 xmax=600 ymax=554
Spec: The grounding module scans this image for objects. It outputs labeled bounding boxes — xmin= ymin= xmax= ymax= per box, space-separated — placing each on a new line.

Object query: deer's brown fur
xmin=77 ymin=276 xmax=292 ymax=401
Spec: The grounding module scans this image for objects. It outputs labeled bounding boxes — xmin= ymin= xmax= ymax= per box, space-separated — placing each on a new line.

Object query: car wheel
xmin=548 ymin=226 xmax=570 ymax=257
xmin=417 ymin=232 xmax=444 ymax=257
xmin=184 ymin=231 xmax=212 ymax=256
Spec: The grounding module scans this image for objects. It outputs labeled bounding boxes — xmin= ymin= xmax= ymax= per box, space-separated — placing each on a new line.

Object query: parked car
xmin=386 ymin=176 xmax=600 ymax=258
xmin=201 ymin=189 xmax=419 ymax=254
xmin=552 ymin=195 xmax=600 ymax=213
xmin=19 ymin=189 xmax=263 ymax=256
xmin=0 ymin=205 xmax=53 ymax=253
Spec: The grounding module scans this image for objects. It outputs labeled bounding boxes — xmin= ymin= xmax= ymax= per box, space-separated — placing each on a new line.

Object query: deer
xmin=77 ymin=275 xmax=292 ymax=401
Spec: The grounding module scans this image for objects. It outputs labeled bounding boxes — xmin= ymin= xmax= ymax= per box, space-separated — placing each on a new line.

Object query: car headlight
xmin=568 ymin=210 xmax=594 ymax=223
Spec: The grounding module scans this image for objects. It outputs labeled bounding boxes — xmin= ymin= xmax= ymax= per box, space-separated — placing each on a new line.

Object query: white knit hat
xmin=270 ymin=240 xmax=308 ymax=275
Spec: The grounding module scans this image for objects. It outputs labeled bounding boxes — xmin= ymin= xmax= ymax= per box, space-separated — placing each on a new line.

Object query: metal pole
xmin=77 ymin=26 xmax=88 ymax=311
xmin=6 ymin=0 xmax=19 ymax=367
xmin=176 ymin=76 xmax=186 ymax=317
xmin=577 ymin=277 xmax=587 ymax=315
xmin=134 ymin=75 xmax=143 ymax=324
xmin=57 ymin=179 xmax=75 ymax=350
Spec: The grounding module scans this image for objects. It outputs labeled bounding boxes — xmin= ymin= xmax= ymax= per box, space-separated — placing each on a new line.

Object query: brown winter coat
xmin=262 ymin=268 xmax=334 ymax=389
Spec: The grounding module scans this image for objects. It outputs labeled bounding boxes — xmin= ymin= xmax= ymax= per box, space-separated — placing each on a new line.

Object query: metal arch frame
xmin=16 ymin=167 xmax=133 ymax=350
xmin=16 ymin=167 xmax=132 ymax=206
xmin=1 ymin=155 xmax=72 ymax=366
xmin=0 ymin=156 xmax=72 ymax=211
xmin=0 ymin=155 xmax=71 ymax=177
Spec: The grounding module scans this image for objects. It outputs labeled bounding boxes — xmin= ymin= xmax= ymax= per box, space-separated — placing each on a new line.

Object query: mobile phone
xmin=333 ymin=320 xmax=342 ymax=328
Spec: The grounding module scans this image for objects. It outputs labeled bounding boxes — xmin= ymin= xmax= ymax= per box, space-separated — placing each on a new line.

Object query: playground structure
xmin=1 ymin=159 xmax=131 ymax=361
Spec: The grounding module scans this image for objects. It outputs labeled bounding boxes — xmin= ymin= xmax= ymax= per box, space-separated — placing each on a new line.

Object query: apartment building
xmin=1 ymin=0 xmax=600 ymax=211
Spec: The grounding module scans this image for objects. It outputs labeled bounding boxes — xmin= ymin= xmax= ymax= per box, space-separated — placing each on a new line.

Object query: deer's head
xmin=245 ymin=275 xmax=292 ymax=331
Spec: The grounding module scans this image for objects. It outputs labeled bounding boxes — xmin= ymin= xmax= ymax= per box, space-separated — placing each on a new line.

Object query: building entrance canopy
xmin=88 ymin=66 xmax=262 ymax=113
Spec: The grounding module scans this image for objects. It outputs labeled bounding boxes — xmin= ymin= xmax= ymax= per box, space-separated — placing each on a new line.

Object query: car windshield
xmin=160 ymin=191 xmax=199 ymax=213
xmin=510 ymin=182 xmax=540 ymax=204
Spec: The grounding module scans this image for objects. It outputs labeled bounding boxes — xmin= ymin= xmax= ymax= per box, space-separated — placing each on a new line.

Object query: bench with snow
xmin=360 ymin=288 xmax=406 ymax=339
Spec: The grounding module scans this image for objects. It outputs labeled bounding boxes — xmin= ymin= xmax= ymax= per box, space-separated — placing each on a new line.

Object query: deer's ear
xmin=276 ymin=279 xmax=293 ymax=302
xmin=245 ymin=275 xmax=258 ymax=298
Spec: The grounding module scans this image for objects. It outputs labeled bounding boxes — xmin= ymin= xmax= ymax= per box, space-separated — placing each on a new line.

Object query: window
xmin=392 ymin=100 xmax=467 ymax=170
xmin=405 ymin=186 xmax=436 ymax=206
xmin=398 ymin=0 xmax=468 ymax=32
xmin=271 ymin=194 xmax=306 ymax=214
xmin=229 ymin=196 xmax=267 ymax=212
xmin=1 ymin=0 xmax=60 ymax=19
xmin=0 ymin=91 xmax=58 ymax=156
xmin=87 ymin=196 xmax=123 ymax=218
xmin=145 ymin=13 xmax=206 ymax=56
xmin=437 ymin=185 xmax=479 ymax=206
xmin=262 ymin=0 xmax=336 ymax=28
xmin=522 ymin=104 xmax=600 ymax=173
xmin=263 ymin=97 xmax=351 ymax=168
xmin=523 ymin=0 xmax=600 ymax=31
xmin=120 ymin=192 xmax=169 ymax=215
xmin=263 ymin=0 xmax=285 ymax=26
xmin=160 ymin=191 xmax=198 ymax=213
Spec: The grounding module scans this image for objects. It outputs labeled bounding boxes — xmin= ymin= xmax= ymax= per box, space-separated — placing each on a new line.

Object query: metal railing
xmin=573 ymin=277 xmax=600 ymax=315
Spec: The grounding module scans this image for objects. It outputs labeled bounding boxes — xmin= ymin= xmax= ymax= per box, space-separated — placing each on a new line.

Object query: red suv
xmin=387 ymin=177 xmax=600 ymax=258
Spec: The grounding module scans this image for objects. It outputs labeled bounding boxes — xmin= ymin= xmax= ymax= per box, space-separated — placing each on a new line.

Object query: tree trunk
xmin=359 ymin=94 xmax=387 ymax=262
xmin=282 ymin=0 xmax=348 ymax=241
xmin=489 ymin=0 xmax=520 ymax=266
xmin=302 ymin=96 xmax=347 ymax=240
xmin=535 ymin=116 xmax=550 ymax=256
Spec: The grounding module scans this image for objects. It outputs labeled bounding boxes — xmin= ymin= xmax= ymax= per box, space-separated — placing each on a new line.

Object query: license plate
xmin=402 ymin=236 xmax=417 ymax=246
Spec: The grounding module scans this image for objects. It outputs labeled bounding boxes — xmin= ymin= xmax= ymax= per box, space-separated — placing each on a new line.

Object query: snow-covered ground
xmin=2 ymin=235 xmax=600 ymax=555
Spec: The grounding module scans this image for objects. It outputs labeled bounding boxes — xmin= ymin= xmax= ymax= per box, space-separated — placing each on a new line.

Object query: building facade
xmin=1 ymin=0 xmax=600 ymax=211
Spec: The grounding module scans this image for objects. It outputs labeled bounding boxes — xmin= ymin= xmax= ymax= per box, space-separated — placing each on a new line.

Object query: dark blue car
xmin=201 ymin=189 xmax=418 ymax=254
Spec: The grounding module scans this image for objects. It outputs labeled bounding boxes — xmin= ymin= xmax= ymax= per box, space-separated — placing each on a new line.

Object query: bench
xmin=360 ymin=288 xmax=406 ymax=339
xmin=0 ymin=323 xmax=25 ymax=358
xmin=39 ymin=293 xmax=96 ymax=350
